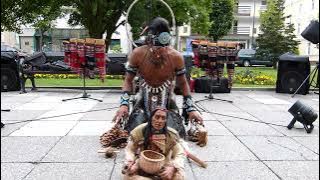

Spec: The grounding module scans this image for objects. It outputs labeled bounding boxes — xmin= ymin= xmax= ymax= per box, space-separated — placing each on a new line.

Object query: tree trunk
xmin=39 ymin=29 xmax=43 ymax=52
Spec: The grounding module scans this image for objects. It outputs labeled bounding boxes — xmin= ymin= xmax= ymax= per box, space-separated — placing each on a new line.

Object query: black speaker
xmin=301 ymin=20 xmax=319 ymax=44
xmin=276 ymin=53 xmax=310 ymax=95
xmin=194 ymin=76 xmax=230 ymax=93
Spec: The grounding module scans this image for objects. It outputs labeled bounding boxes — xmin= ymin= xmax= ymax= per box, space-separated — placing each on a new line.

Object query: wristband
xmin=183 ymin=95 xmax=196 ymax=113
xmin=120 ymin=91 xmax=130 ymax=107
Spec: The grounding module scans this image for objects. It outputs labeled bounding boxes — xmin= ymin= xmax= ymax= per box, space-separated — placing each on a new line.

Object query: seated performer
xmin=113 ymin=17 xmax=203 ymax=137
xmin=123 ymin=107 xmax=185 ymax=180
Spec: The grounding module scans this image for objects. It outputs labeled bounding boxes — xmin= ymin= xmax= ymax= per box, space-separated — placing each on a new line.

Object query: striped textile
xmin=95 ymin=44 xmax=106 ymax=82
xmin=69 ymin=41 xmax=80 ymax=73
xmin=63 ymin=41 xmax=71 ymax=66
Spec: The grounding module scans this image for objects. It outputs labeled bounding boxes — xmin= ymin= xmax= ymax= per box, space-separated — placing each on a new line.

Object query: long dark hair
xmin=142 ymin=108 xmax=168 ymax=150
xmin=147 ymin=17 xmax=170 ymax=36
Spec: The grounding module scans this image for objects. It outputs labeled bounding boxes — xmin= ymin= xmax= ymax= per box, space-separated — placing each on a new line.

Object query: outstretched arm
xmin=175 ymin=53 xmax=203 ymax=124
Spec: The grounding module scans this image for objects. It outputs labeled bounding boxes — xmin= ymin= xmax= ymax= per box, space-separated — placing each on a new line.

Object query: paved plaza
xmin=1 ymin=88 xmax=319 ymax=180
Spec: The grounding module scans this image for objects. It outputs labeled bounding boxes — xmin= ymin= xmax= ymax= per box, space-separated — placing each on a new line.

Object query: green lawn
xmin=25 ymin=78 xmax=123 ymax=87
xmin=25 ymin=66 xmax=317 ymax=88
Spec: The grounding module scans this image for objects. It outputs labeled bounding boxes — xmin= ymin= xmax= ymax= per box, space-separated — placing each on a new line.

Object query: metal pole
xmin=251 ymin=0 xmax=256 ymax=48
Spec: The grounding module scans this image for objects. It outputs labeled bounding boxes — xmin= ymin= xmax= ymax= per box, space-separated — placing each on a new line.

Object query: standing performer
xmin=113 ymin=17 xmax=203 ymax=138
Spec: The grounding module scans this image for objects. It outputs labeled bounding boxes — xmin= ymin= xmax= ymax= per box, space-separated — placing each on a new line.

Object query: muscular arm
xmin=122 ymin=73 xmax=135 ymax=93
xmin=174 ymin=52 xmax=191 ymax=96
xmin=122 ymin=47 xmax=143 ymax=93
xmin=176 ymin=74 xmax=191 ymax=97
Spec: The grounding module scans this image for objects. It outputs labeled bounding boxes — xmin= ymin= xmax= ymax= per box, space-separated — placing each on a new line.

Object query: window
xmin=183 ymin=26 xmax=188 ymax=34
xmin=261 ymin=0 xmax=267 ymax=5
xmin=25 ymin=41 xmax=29 ymax=46
xmin=299 ymin=4 xmax=302 ymax=12
xmin=307 ymin=43 xmax=311 ymax=55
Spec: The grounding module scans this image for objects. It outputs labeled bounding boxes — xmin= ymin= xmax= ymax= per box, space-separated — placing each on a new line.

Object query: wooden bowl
xmin=139 ymin=150 xmax=165 ymax=174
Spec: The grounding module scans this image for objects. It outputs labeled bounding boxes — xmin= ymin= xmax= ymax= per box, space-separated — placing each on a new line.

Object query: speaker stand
xmin=292 ymin=63 xmax=319 ymax=98
xmin=62 ymin=65 xmax=103 ymax=102
xmin=195 ymin=75 xmax=233 ymax=104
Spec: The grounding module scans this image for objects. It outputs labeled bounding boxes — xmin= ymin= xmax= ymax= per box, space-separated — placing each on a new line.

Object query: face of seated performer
xmin=151 ymin=109 xmax=167 ymax=131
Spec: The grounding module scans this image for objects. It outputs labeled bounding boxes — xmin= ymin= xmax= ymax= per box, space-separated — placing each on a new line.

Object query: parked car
xmin=1 ymin=50 xmax=21 ymax=91
xmin=235 ymin=49 xmax=273 ymax=67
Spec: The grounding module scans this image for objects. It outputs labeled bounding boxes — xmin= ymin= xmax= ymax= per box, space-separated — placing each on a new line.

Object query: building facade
xmin=222 ymin=0 xmax=267 ymax=49
xmin=284 ymin=0 xmax=319 ymax=62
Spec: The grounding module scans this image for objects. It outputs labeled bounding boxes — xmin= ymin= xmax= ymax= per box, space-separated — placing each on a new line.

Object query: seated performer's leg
xmin=123 ymin=174 xmax=152 ymax=180
xmin=216 ymin=59 xmax=225 ymax=80
xmin=172 ymin=168 xmax=185 ymax=180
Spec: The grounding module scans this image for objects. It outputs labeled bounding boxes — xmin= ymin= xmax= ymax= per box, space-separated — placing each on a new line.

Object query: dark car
xmin=1 ymin=50 xmax=21 ymax=91
xmin=235 ymin=49 xmax=273 ymax=67
xmin=43 ymin=51 xmax=128 ymax=75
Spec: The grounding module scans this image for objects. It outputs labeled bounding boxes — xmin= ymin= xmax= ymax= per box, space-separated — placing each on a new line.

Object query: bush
xmin=234 ymin=69 xmax=275 ymax=85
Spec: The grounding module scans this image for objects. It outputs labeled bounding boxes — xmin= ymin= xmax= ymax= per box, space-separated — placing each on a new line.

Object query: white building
xmin=284 ymin=0 xmax=319 ymax=62
xmin=222 ymin=0 xmax=267 ymax=49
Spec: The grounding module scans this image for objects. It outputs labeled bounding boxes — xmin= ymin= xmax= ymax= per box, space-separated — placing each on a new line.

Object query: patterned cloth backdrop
xmin=63 ymin=41 xmax=71 ymax=66
xmin=94 ymin=39 xmax=106 ymax=82
xmin=69 ymin=39 xmax=80 ymax=73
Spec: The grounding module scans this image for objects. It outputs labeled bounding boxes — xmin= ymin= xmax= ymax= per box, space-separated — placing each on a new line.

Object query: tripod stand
xmin=292 ymin=62 xmax=319 ymax=97
xmin=195 ymin=75 xmax=233 ymax=104
xmin=62 ymin=65 xmax=103 ymax=102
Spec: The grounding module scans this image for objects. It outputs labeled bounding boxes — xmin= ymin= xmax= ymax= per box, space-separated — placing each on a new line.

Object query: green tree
xmin=208 ymin=0 xmax=235 ymax=41
xmin=123 ymin=0 xmax=212 ymax=40
xmin=1 ymin=0 xmax=68 ymax=32
xmin=256 ymin=0 xmax=299 ymax=68
xmin=68 ymin=0 xmax=134 ymax=49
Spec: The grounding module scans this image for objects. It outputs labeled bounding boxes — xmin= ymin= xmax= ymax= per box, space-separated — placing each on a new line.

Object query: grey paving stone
xmin=249 ymin=111 xmax=293 ymax=125
xmin=80 ymin=106 xmax=118 ymax=121
xmin=198 ymin=101 xmax=243 ymax=112
xmin=187 ymin=136 xmax=257 ymax=161
xmin=1 ymin=137 xmax=61 ymax=162
xmin=212 ymin=111 xmax=259 ymax=121
xmin=198 ymin=121 xmax=233 ymax=136
xmin=271 ymin=123 xmax=319 ymax=137
xmin=1 ymin=110 xmax=50 ymax=121
xmin=1 ymin=121 xmax=29 ymax=136
xmin=292 ymin=136 xmax=319 ymax=154
xmin=192 ymin=161 xmax=279 ymax=180
xmin=239 ymin=136 xmax=319 ymax=161
xmin=24 ymin=163 xmax=113 ymax=180
xmin=42 ymin=136 xmax=113 ymax=163
xmin=235 ymin=103 xmax=275 ymax=112
xmin=264 ymin=161 xmax=319 ymax=180
xmin=1 ymin=163 xmax=35 ymax=180
xmin=221 ymin=121 xmax=284 ymax=136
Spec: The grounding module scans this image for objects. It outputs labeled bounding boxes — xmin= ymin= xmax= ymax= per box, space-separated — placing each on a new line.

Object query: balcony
xmin=235 ymin=6 xmax=251 ymax=16
xmin=259 ymin=5 xmax=267 ymax=12
xmin=229 ymin=26 xmax=251 ymax=35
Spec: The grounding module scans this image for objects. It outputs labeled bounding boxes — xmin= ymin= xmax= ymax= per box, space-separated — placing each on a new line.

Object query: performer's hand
xmin=127 ymin=161 xmax=139 ymax=175
xmin=188 ymin=111 xmax=203 ymax=125
xmin=159 ymin=166 xmax=176 ymax=180
xmin=113 ymin=105 xmax=129 ymax=124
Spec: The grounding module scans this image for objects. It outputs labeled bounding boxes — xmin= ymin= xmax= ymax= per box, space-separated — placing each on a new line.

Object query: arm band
xmin=183 ymin=95 xmax=196 ymax=113
xmin=125 ymin=64 xmax=138 ymax=75
xmin=175 ymin=68 xmax=186 ymax=76
xmin=120 ymin=91 xmax=130 ymax=107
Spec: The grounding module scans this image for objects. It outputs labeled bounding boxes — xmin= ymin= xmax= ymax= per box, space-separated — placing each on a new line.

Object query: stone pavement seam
xmin=217 ymin=120 xmax=283 ymax=180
